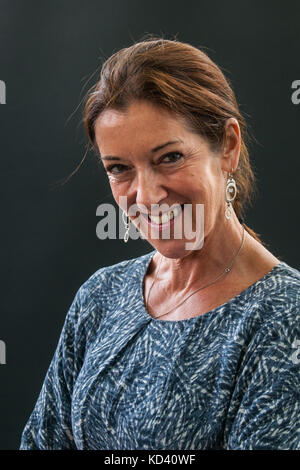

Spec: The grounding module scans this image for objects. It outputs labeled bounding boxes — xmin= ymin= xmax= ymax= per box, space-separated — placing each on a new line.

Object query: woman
xmin=20 ymin=38 xmax=300 ymax=450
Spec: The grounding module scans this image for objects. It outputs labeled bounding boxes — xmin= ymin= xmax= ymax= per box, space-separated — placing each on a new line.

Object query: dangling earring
xmin=225 ymin=168 xmax=237 ymax=219
xmin=122 ymin=210 xmax=130 ymax=243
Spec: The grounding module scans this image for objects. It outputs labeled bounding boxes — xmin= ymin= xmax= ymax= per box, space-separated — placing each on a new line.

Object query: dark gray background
xmin=0 ymin=0 xmax=299 ymax=450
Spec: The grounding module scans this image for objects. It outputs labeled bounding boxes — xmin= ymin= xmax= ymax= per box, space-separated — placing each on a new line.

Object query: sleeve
xmin=19 ymin=290 xmax=83 ymax=450
xmin=225 ymin=311 xmax=300 ymax=450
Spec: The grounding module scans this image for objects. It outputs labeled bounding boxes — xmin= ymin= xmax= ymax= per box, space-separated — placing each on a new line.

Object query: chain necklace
xmin=146 ymin=225 xmax=246 ymax=319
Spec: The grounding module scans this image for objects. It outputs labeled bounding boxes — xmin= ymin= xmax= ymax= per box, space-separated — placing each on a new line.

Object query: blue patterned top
xmin=20 ymin=250 xmax=300 ymax=450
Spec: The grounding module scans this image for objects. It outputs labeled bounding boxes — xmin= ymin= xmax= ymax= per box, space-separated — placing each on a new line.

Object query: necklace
xmin=146 ymin=225 xmax=246 ymax=319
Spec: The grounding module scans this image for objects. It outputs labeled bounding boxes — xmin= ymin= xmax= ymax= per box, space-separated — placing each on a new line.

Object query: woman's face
xmin=94 ymin=100 xmax=239 ymax=259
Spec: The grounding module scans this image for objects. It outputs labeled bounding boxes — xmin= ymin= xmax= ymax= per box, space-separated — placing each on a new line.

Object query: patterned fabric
xmin=20 ymin=250 xmax=300 ymax=450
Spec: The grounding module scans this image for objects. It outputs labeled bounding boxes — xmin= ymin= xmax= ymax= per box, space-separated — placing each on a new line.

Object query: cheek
xmin=109 ymin=184 xmax=131 ymax=212
xmin=107 ymin=183 xmax=122 ymax=208
xmin=183 ymin=174 xmax=207 ymax=198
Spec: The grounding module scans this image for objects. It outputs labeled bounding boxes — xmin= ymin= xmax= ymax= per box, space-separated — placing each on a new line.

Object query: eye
xmin=106 ymin=164 xmax=128 ymax=175
xmin=160 ymin=152 xmax=183 ymax=163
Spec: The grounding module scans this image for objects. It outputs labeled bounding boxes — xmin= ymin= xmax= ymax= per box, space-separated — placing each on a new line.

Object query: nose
xmin=135 ymin=170 xmax=168 ymax=213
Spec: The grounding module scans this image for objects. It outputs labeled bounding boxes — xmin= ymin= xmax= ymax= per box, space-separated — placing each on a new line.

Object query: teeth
xmin=148 ymin=205 xmax=182 ymax=224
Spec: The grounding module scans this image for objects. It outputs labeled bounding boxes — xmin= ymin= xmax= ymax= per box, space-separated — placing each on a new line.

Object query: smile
xmin=142 ymin=204 xmax=184 ymax=227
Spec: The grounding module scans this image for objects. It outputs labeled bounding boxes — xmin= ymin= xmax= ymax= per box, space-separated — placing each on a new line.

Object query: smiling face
xmin=94 ymin=100 xmax=239 ymax=259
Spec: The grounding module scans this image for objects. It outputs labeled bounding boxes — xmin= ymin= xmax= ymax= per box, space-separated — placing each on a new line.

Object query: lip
xmin=141 ymin=204 xmax=184 ymax=231
xmin=141 ymin=203 xmax=184 ymax=217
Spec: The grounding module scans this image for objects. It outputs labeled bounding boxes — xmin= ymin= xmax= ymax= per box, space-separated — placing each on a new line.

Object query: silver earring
xmin=122 ymin=210 xmax=130 ymax=243
xmin=225 ymin=168 xmax=237 ymax=220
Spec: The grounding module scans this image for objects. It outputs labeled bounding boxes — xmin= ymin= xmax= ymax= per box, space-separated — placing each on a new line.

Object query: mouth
xmin=142 ymin=204 xmax=184 ymax=227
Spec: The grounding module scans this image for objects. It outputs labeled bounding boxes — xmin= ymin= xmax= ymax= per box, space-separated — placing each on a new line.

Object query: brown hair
xmin=83 ymin=36 xmax=264 ymax=245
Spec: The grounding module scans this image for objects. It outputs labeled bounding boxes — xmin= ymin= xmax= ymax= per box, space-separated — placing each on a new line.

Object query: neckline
xmin=138 ymin=250 xmax=287 ymax=324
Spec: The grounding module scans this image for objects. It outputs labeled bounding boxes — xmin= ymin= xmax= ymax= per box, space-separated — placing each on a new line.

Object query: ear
xmin=221 ymin=118 xmax=241 ymax=174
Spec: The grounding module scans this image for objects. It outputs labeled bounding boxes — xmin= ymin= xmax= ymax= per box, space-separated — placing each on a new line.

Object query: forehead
xmin=94 ymin=100 xmax=188 ymax=153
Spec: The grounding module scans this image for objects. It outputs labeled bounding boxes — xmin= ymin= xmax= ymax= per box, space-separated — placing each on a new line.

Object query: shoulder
xmin=231 ymin=263 xmax=300 ymax=391
xmin=75 ymin=250 xmax=155 ymax=309
xmin=62 ymin=250 xmax=155 ymax=345
xmin=250 ymin=260 xmax=300 ymax=337
xmin=230 ymin=260 xmax=300 ymax=344
xmin=263 ymin=261 xmax=300 ymax=312
xmin=83 ymin=249 xmax=155 ymax=290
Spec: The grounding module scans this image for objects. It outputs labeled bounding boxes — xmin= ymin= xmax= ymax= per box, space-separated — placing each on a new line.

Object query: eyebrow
xmin=100 ymin=140 xmax=182 ymax=161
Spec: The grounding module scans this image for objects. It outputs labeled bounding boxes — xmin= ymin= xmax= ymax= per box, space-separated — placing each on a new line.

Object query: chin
xmin=150 ymin=240 xmax=194 ymax=260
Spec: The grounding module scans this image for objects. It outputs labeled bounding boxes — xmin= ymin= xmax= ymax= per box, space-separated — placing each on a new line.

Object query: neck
xmin=155 ymin=212 xmax=246 ymax=292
